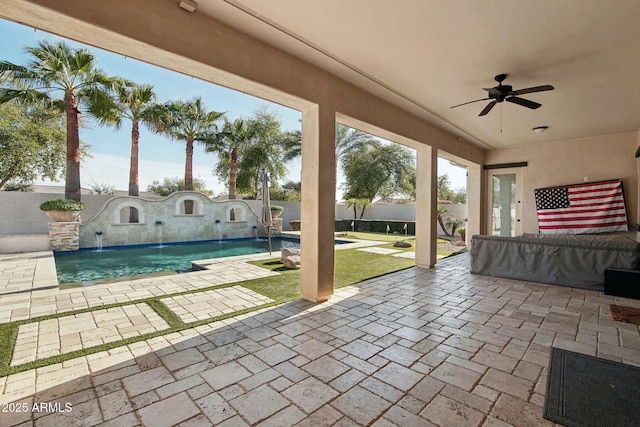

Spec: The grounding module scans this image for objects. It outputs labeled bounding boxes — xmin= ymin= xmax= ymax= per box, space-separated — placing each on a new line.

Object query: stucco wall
xmin=79 ymin=192 xmax=268 ymax=248
xmin=0 ymin=192 xmax=118 ymax=235
xmin=485 ymin=131 xmax=639 ymax=235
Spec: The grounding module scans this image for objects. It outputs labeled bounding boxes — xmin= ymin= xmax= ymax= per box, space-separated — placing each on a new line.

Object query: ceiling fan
xmin=451 ymin=74 xmax=554 ymax=116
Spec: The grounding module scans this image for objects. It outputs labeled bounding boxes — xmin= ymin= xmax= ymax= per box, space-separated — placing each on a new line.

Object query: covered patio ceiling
xmin=194 ymin=0 xmax=640 ymax=150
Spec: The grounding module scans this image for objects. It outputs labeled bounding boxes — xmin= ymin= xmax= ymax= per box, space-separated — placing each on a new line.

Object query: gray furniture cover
xmin=470 ymin=233 xmax=640 ymax=290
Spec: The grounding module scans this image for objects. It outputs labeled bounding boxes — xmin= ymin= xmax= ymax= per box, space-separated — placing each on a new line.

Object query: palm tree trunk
xmin=64 ymin=91 xmax=82 ymax=202
xmin=437 ymin=214 xmax=453 ymax=237
xmin=129 ymin=120 xmax=140 ymax=222
xmin=184 ymin=137 xmax=194 ymax=214
xmin=185 ymin=138 xmax=194 ymax=191
xmin=229 ymin=147 xmax=237 ymax=200
xmin=359 ymin=204 xmax=367 ymax=219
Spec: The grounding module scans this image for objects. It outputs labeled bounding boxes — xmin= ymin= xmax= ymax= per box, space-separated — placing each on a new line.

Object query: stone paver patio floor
xmin=0 ymin=252 xmax=639 ymax=426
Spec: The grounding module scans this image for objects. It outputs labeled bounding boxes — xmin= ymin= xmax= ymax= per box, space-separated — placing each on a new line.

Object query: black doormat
xmin=544 ymin=348 xmax=640 ymax=427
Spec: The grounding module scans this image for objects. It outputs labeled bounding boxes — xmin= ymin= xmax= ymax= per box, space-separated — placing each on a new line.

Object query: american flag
xmin=534 ymin=179 xmax=628 ymax=234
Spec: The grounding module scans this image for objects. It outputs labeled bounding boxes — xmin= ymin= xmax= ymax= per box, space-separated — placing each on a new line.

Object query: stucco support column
xmin=466 ymin=164 xmax=483 ymax=246
xmin=415 ymin=146 xmax=438 ymax=268
xmin=636 ymin=129 xmax=640 ymax=241
xmin=300 ymin=105 xmax=336 ymax=302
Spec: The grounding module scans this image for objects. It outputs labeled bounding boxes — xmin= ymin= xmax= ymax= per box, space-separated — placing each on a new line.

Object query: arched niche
xmin=175 ymin=196 xmax=204 ymax=215
xmin=113 ymin=201 xmax=145 ymax=224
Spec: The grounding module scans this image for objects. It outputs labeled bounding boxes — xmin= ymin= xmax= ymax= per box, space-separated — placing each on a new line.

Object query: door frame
xmin=486 ymin=168 xmax=523 ymax=237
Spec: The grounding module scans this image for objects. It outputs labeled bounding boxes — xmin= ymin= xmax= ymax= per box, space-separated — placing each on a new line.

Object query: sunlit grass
xmin=245 ymin=247 xmax=415 ymax=302
xmin=341 ymin=231 xmax=416 ymax=242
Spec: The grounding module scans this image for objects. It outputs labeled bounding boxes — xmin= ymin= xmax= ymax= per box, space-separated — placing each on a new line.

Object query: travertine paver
xmin=1 ymin=254 xmax=640 ymax=426
xmin=356 ymin=247 xmax=402 ymax=255
xmin=0 ymin=252 xmax=58 ymax=296
xmin=161 ymin=285 xmax=275 ymax=323
xmin=392 ymin=251 xmax=417 ymax=259
xmin=11 ymin=303 xmax=168 ymax=366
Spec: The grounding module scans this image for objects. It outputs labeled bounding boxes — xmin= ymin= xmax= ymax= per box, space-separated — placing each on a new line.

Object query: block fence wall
xmin=0 ymin=192 xmax=466 ymax=238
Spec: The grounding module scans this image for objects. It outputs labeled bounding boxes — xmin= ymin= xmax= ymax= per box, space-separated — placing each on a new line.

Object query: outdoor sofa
xmin=470 ymin=233 xmax=640 ymax=291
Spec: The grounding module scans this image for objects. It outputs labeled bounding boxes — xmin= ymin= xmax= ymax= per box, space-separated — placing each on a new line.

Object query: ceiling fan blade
xmin=509 ymin=85 xmax=554 ymax=96
xmin=479 ymin=101 xmax=497 ymax=116
xmin=450 ymin=97 xmax=491 ymax=109
xmin=506 ymin=96 xmax=541 ymax=109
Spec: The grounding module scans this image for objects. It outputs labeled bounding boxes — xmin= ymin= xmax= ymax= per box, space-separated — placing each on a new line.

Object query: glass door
xmin=489 ymin=170 xmax=522 ymax=237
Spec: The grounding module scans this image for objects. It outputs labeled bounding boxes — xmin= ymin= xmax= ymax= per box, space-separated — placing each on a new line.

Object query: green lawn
xmin=341 ymin=232 xmax=452 ymax=256
xmin=341 ymin=231 xmax=416 ymax=242
xmin=245 ymin=247 xmax=415 ymax=303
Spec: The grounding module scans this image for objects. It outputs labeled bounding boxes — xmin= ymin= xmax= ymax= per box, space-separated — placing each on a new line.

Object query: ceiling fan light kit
xmin=451 ymin=74 xmax=554 ymax=116
xmin=179 ymin=0 xmax=197 ymax=12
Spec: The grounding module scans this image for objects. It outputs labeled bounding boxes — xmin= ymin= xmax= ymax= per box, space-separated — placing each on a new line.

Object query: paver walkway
xmin=11 ymin=303 xmax=169 ymax=366
xmin=0 ymin=254 xmax=638 ymax=426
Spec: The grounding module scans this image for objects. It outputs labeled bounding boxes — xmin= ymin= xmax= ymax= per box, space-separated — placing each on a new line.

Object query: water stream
xmin=95 ymin=233 xmax=103 ymax=251
xmin=155 ymin=222 xmax=164 ymax=247
xmin=215 ymin=221 xmax=222 ymax=243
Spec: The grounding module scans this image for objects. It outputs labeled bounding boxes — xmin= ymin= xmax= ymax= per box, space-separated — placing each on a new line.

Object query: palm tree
xmin=0 ymin=40 xmax=116 ymax=201
xmin=334 ymin=124 xmax=379 ymax=161
xmin=88 ymin=81 xmax=162 ymax=222
xmin=282 ymin=123 xmax=377 ymax=166
xmin=155 ymin=96 xmax=223 ymax=213
xmin=209 ymin=110 xmax=289 ymax=200
xmin=206 ymin=118 xmax=257 ymax=200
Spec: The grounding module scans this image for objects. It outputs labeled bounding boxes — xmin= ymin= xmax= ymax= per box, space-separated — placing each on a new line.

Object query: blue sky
xmin=1 ymin=18 xmax=466 ymax=197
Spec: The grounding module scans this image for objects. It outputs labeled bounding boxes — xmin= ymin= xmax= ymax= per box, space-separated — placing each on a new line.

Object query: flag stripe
xmin=538 ymin=208 xmax=625 ymax=217
xmin=569 ymin=194 xmax=622 ymax=202
xmin=538 ymin=213 xmax=627 ymax=223
xmin=535 ymin=179 xmax=627 ymax=234
xmin=539 ymin=221 xmax=628 ymax=230
xmin=568 ymin=185 xmax=621 ymax=195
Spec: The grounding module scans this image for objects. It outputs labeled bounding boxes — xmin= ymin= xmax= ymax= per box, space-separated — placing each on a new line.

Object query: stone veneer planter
xmin=44 ymin=210 xmax=82 ymax=222
xmin=48 ymin=222 xmax=80 ymax=251
xmin=270 ymin=209 xmax=283 ymax=219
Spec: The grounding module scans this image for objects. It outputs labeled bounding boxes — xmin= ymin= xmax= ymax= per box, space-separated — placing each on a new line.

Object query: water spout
xmin=252 ymin=225 xmax=259 ymax=240
xmin=215 ymin=219 xmax=222 ymax=243
xmin=155 ymin=221 xmax=164 ymax=247
xmin=95 ymin=231 xmax=103 ymax=251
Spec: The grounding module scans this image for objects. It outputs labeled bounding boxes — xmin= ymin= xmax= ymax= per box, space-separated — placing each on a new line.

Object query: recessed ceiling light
xmin=532 ymin=126 xmax=549 ymax=133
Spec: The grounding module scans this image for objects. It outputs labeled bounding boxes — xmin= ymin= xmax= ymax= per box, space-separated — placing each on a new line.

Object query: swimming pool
xmin=54 ymin=237 xmax=300 ymax=285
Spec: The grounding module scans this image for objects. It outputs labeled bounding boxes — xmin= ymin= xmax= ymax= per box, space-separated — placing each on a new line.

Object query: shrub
xmin=39 ymin=199 xmax=85 ymax=212
xmin=270 ymin=205 xmax=284 ymax=211
xmin=336 ymin=219 xmax=415 ymax=235
xmin=458 ymin=227 xmax=466 ymax=239
xmin=289 ymin=219 xmax=416 ymax=234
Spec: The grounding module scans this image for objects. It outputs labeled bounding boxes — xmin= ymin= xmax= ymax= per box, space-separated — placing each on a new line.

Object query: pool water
xmin=54 ymin=237 xmax=300 ymax=285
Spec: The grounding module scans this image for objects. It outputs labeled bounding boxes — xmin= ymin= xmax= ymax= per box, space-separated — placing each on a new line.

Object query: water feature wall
xmin=78 ymin=192 xmax=266 ymax=249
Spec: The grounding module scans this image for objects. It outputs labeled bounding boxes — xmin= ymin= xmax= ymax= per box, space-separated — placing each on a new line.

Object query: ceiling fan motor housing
xmin=493 ymin=85 xmax=512 ymax=102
